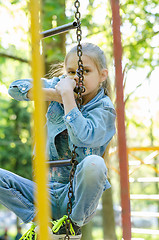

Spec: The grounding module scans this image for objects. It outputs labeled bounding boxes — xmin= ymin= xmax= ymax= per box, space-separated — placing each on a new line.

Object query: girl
xmin=0 ymin=43 xmax=116 ymax=239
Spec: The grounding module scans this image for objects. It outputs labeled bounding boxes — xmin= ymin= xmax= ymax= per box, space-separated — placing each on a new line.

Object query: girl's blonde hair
xmin=49 ymin=42 xmax=111 ymax=97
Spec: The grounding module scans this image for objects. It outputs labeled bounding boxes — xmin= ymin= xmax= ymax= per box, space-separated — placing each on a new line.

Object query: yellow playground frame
xmin=30 ymin=0 xmax=50 ymax=239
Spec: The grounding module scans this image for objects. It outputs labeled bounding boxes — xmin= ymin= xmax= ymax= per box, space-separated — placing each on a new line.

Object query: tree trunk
xmin=102 ymin=188 xmax=117 ymax=240
xmin=42 ymin=0 xmax=66 ymax=111
xmin=42 ymin=0 xmax=66 ymax=74
xmin=81 ymin=221 xmax=93 ymax=240
xmin=102 ymin=147 xmax=117 ymax=240
xmin=16 ymin=216 xmax=20 ymax=228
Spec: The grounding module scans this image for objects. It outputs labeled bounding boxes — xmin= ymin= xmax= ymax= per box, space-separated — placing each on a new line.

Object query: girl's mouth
xmin=74 ymin=84 xmax=86 ymax=94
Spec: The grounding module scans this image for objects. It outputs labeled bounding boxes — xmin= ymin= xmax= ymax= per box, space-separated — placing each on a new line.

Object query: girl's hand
xmin=55 ymin=76 xmax=76 ymax=96
xmin=55 ymin=76 xmax=77 ymax=115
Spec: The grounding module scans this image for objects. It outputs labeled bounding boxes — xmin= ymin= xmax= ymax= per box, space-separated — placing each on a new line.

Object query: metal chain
xmin=74 ymin=0 xmax=85 ymax=108
xmin=65 ymin=146 xmax=78 ymax=239
xmin=65 ymin=1 xmax=85 ymax=239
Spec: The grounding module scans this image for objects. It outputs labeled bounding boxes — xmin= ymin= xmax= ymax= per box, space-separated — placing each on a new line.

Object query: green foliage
xmin=120 ymin=0 xmax=159 ymax=70
xmin=0 ymin=97 xmax=32 ymax=179
xmin=10 ymin=0 xmax=21 ymax=4
xmin=42 ymin=0 xmax=67 ymax=69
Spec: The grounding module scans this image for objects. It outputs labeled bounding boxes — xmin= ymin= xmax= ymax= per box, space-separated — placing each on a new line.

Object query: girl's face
xmin=65 ymin=53 xmax=108 ymax=104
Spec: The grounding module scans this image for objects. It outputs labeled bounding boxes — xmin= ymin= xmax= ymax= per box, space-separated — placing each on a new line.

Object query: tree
xmin=0 ymin=98 xmax=32 ymax=179
xmin=42 ymin=0 xmax=67 ymax=73
xmin=102 ymin=188 xmax=117 ymax=240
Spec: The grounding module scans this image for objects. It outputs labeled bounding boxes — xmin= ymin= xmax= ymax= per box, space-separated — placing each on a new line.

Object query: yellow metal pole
xmin=128 ymin=147 xmax=159 ymax=152
xmin=30 ymin=0 xmax=50 ymax=240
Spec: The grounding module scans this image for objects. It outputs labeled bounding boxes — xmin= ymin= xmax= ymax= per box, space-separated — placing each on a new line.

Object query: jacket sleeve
xmin=8 ymin=77 xmax=60 ymax=101
xmin=64 ymin=105 xmax=116 ymax=148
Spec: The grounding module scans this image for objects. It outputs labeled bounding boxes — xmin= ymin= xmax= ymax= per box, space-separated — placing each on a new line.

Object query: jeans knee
xmin=84 ymin=155 xmax=107 ymax=172
xmin=0 ymin=169 xmax=15 ymax=188
xmin=0 ymin=169 xmax=8 ymax=188
xmin=82 ymin=155 xmax=107 ymax=184
xmin=0 ymin=168 xmax=4 ymax=176
xmin=0 ymin=169 xmax=6 ymax=181
xmin=0 ymin=168 xmax=10 ymax=181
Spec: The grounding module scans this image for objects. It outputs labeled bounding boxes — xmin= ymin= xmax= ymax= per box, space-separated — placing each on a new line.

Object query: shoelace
xmin=19 ymin=223 xmax=37 ymax=240
xmin=51 ymin=215 xmax=75 ymax=236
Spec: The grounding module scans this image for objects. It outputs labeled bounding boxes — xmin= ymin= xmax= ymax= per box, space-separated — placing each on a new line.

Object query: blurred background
xmin=0 ymin=0 xmax=159 ymax=239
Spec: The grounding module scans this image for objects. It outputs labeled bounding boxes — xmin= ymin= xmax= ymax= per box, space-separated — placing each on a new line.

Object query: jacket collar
xmin=81 ymin=88 xmax=105 ymax=110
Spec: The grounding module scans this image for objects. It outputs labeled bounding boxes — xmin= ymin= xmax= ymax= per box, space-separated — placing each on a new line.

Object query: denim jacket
xmin=8 ymin=77 xmax=116 ymax=185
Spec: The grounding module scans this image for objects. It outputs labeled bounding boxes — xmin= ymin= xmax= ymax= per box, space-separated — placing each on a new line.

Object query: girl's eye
xmin=84 ymin=69 xmax=89 ymax=74
xmin=68 ymin=71 xmax=76 ymax=75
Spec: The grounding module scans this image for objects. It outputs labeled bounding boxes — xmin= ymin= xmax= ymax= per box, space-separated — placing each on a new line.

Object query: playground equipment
xmin=111 ymin=146 xmax=159 ymax=237
xmin=30 ymin=0 xmax=131 ymax=239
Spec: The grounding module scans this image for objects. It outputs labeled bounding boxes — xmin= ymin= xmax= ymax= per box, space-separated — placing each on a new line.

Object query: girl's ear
xmin=100 ymin=69 xmax=108 ymax=83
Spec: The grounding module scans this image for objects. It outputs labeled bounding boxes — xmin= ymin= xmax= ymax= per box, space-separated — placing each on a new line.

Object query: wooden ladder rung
xmin=131 ymin=211 xmax=159 ymax=218
xmin=132 ymin=228 xmax=159 ymax=235
xmin=130 ymin=194 xmax=159 ymax=200
xmin=129 ymin=177 xmax=159 ymax=183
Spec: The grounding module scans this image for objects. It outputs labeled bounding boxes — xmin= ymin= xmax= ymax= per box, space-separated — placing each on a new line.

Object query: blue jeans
xmin=0 ymin=155 xmax=110 ymax=227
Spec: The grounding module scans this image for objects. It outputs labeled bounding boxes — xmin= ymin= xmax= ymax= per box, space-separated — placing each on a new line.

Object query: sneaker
xmin=19 ymin=223 xmax=37 ymax=240
xmin=51 ymin=215 xmax=82 ymax=240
